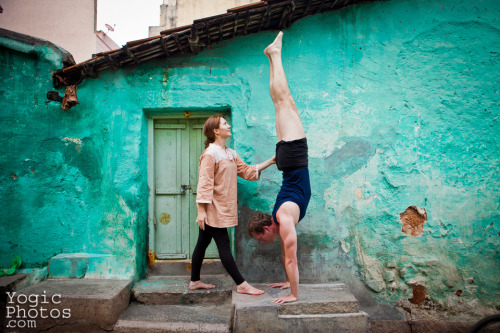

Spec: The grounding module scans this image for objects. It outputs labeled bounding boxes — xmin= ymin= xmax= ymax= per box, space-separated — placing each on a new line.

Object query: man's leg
xmin=264 ymin=32 xmax=305 ymax=142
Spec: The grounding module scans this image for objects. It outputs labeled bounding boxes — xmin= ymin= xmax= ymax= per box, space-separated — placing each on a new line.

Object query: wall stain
xmin=325 ymin=137 xmax=375 ymax=179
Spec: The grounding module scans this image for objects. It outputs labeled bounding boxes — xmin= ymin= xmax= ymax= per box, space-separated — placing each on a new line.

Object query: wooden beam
xmin=123 ymin=45 xmax=139 ymax=64
xmin=244 ymin=10 xmax=250 ymax=35
xmin=258 ymin=4 xmax=272 ymax=32
xmin=104 ymin=54 xmax=120 ymax=69
xmin=317 ymin=0 xmax=327 ymax=13
xmin=189 ymin=25 xmax=200 ymax=54
xmin=279 ymin=1 xmax=296 ymax=29
xmin=232 ymin=12 xmax=240 ymax=38
xmin=303 ymin=0 xmax=312 ymax=17
xmin=330 ymin=0 xmax=341 ymax=9
xmin=159 ymin=35 xmax=171 ymax=57
xmin=173 ymin=33 xmax=184 ymax=53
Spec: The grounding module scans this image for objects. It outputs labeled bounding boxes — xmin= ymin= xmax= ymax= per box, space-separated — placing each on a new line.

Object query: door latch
xmin=180 ymin=185 xmax=191 ymax=194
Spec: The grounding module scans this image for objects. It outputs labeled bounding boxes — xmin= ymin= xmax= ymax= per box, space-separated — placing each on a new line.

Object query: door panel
xmin=153 ymin=115 xmax=233 ymax=260
xmin=154 ymin=119 xmax=189 ymax=259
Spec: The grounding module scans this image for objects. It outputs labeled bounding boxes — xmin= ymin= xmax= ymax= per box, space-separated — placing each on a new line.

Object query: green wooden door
xmin=154 ymin=117 xmax=218 ymax=259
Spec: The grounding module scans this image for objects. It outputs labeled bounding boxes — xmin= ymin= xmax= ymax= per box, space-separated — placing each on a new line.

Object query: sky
xmin=97 ymin=0 xmax=163 ymax=46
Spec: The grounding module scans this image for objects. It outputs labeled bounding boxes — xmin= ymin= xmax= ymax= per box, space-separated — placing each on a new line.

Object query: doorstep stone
xmin=132 ymin=275 xmax=233 ymax=305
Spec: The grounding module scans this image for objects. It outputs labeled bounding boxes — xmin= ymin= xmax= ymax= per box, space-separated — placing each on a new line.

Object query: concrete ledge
xmin=48 ymin=253 xmax=127 ymax=279
xmin=6 ymin=279 xmax=131 ymax=331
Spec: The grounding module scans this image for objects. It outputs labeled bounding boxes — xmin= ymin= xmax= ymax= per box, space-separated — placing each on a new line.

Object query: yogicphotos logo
xmin=4 ymin=291 xmax=71 ymax=329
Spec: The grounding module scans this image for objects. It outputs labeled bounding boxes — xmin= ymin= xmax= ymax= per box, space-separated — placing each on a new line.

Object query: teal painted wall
xmin=0 ymin=0 xmax=498 ymax=311
xmin=0 ymin=33 xmax=148 ymax=279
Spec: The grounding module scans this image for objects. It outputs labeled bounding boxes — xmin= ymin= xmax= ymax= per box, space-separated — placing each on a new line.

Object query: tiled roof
xmin=53 ymin=0 xmax=374 ymax=87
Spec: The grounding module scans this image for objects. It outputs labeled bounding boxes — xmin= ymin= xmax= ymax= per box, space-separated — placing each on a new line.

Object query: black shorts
xmin=275 ymin=138 xmax=308 ymax=172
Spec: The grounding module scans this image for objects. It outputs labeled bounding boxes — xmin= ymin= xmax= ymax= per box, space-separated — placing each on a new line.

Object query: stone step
xmin=6 ymin=278 xmax=131 ymax=332
xmin=113 ymin=303 xmax=231 ymax=333
xmin=278 ymin=312 xmax=370 ymax=333
xmin=132 ymin=275 xmax=233 ymax=305
xmin=273 ymin=283 xmax=359 ymax=315
xmin=232 ymin=283 xmax=369 ymax=333
xmin=149 ymin=259 xmax=226 ymax=277
xmin=1 ymin=274 xmax=27 ymax=330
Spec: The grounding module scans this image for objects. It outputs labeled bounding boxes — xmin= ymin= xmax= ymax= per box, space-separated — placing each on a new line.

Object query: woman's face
xmin=216 ymin=117 xmax=232 ymax=139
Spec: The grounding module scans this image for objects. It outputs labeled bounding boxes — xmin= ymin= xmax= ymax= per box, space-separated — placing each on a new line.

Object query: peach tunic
xmin=196 ymin=144 xmax=259 ymax=228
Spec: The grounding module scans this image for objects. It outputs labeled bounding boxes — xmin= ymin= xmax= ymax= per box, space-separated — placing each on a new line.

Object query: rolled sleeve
xmin=236 ymin=155 xmax=259 ymax=181
xmin=196 ymin=154 xmax=216 ymax=203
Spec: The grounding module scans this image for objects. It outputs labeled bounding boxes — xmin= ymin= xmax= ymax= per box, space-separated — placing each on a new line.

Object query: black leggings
xmin=191 ymin=224 xmax=245 ymax=285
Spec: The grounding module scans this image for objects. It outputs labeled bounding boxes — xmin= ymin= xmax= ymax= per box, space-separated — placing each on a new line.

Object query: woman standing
xmin=190 ymin=115 xmax=275 ymax=295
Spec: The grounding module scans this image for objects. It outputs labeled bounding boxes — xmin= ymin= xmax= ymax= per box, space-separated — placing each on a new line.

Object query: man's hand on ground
xmin=268 ymin=281 xmax=290 ymax=289
xmin=272 ymin=294 xmax=297 ymax=304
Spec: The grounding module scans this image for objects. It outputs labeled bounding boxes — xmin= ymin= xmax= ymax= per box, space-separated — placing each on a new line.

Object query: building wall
xmin=0 ymin=29 xmax=147 ymax=280
xmin=149 ymin=0 xmax=260 ymax=35
xmin=0 ymin=0 xmax=498 ymax=311
xmin=0 ymin=0 xmax=97 ymax=63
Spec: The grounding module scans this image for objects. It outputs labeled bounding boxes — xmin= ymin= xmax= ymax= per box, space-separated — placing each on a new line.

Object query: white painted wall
xmin=0 ymin=0 xmax=99 ymax=63
xmin=149 ymin=0 xmax=260 ymax=36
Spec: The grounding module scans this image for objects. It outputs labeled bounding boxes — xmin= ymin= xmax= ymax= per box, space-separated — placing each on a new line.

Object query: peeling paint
xmin=61 ymin=137 xmax=82 ymax=145
xmin=410 ymin=284 xmax=425 ymax=305
xmin=400 ymin=206 xmax=427 ymax=237
xmin=148 ymin=249 xmax=155 ymax=266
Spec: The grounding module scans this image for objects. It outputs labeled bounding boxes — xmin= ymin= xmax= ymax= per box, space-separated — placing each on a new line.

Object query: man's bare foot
xmin=264 ymin=31 xmax=283 ymax=57
xmin=189 ymin=280 xmax=215 ymax=290
xmin=236 ymin=281 xmax=265 ymax=295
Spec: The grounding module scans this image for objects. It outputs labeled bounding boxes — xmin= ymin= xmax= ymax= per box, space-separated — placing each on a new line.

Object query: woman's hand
xmin=197 ymin=211 xmax=207 ymax=230
xmin=257 ymin=156 xmax=276 ymax=173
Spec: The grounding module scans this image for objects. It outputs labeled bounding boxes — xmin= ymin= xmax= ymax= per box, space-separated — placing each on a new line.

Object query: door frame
xmin=147 ymin=110 xmax=233 ymax=265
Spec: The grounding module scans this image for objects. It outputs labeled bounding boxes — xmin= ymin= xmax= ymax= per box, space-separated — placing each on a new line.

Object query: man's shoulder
xmin=277 ymin=217 xmax=297 ymax=236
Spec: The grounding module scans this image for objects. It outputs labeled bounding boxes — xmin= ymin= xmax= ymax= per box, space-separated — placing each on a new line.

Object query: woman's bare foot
xmin=236 ymin=281 xmax=265 ymax=295
xmin=264 ymin=31 xmax=283 ymax=57
xmin=189 ymin=280 xmax=215 ymax=290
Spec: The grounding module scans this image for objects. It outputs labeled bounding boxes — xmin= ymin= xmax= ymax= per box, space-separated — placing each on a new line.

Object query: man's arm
xmin=272 ymin=219 xmax=298 ymax=304
xmin=268 ymin=239 xmax=291 ymax=289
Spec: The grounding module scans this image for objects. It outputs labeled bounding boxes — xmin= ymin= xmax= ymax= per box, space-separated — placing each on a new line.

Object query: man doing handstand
xmin=248 ymin=31 xmax=311 ymax=304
